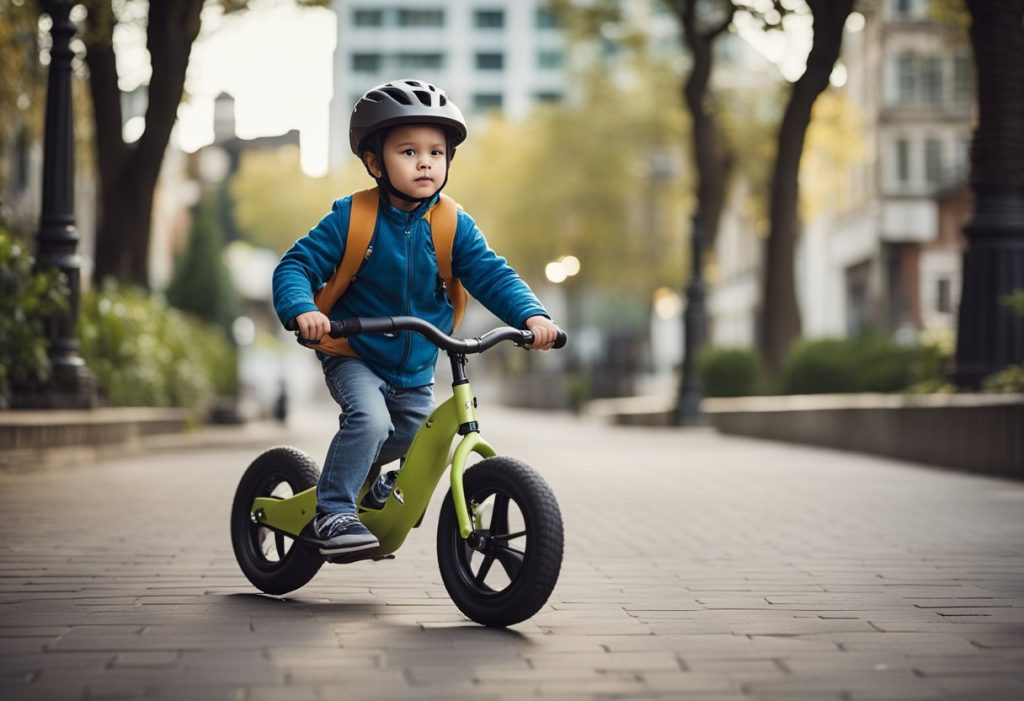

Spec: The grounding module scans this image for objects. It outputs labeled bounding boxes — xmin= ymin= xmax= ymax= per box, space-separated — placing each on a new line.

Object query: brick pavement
xmin=1 ymin=404 xmax=1022 ymax=700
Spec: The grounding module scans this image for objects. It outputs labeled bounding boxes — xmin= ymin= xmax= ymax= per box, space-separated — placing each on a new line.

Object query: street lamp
xmin=675 ymin=214 xmax=706 ymax=426
xmin=34 ymin=0 xmax=95 ymax=408
xmin=546 ymin=256 xmax=580 ymax=370
xmin=545 ymin=255 xmax=580 ymax=285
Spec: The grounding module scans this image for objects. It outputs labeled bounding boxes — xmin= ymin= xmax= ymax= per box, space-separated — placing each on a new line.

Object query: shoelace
xmin=318 ymin=512 xmax=361 ymax=538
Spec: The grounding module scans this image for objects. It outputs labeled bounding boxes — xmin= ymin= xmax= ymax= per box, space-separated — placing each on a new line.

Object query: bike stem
xmin=449 ymin=351 xmax=480 ymax=436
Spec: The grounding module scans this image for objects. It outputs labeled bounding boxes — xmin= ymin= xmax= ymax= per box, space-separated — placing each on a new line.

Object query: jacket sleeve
xmin=451 ymin=211 xmax=549 ymax=329
xmin=271 ymin=197 xmax=350 ymax=328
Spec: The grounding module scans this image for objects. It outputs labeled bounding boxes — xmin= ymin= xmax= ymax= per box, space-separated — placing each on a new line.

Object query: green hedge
xmin=78 ymin=284 xmax=238 ymax=411
xmin=782 ymin=334 xmax=946 ymax=395
xmin=0 ymin=229 xmax=67 ymax=407
xmin=697 ymin=347 xmax=762 ymax=397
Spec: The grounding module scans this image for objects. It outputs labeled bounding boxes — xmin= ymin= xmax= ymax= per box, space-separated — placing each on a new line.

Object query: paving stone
xmin=1 ymin=406 xmax=1023 ymax=700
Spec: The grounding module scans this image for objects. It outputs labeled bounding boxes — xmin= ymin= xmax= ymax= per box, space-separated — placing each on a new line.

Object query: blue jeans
xmin=318 ymin=356 xmax=434 ymax=514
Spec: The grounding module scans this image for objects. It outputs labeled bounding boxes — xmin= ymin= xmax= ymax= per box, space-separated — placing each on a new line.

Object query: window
xmin=397 ymin=53 xmax=444 ymax=70
xmin=353 ymin=9 xmax=383 ymax=26
xmin=398 ymin=9 xmax=444 ymax=27
xmin=474 ymin=9 xmax=504 ymax=29
xmin=352 ymin=53 xmax=381 ymax=72
xmin=954 ymin=55 xmax=973 ymax=103
xmin=954 ymin=137 xmax=969 ymax=178
xmin=535 ymin=91 xmax=563 ymax=104
xmin=845 ymin=262 xmax=871 ymax=336
xmin=476 ymin=52 xmax=504 ymax=70
xmin=920 ymin=57 xmax=942 ymax=104
xmin=537 ymin=49 xmax=564 ymax=70
xmin=895 ymin=52 xmax=915 ymax=103
xmin=473 ymin=93 xmax=503 ymax=111
xmin=892 ymin=0 xmax=914 ymax=18
xmin=925 ymin=138 xmax=943 ymax=184
xmin=937 ymin=278 xmax=952 ymax=314
xmin=896 ymin=138 xmax=911 ymax=184
xmin=536 ymin=8 xmax=560 ymax=29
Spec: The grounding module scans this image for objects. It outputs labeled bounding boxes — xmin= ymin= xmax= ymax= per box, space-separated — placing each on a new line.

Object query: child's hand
xmin=525 ymin=316 xmax=560 ymax=350
xmin=294 ymin=311 xmax=331 ymax=343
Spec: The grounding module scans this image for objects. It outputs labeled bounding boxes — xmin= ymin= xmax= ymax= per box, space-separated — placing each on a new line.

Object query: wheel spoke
xmin=474 ymin=553 xmax=496 ymax=588
xmin=488 ymin=530 xmax=526 ymax=541
xmin=492 ymin=544 xmax=525 ymax=581
xmin=489 ymin=493 xmax=510 ymax=536
xmin=275 ymin=533 xmax=287 ymax=560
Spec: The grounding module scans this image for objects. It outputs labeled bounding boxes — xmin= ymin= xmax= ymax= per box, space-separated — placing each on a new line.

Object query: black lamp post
xmin=676 ymin=213 xmax=706 ymax=426
xmin=952 ymin=5 xmax=1024 ymax=388
xmin=34 ymin=0 xmax=95 ymax=408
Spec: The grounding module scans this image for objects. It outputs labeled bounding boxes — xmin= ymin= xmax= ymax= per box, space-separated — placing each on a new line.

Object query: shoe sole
xmin=317 ymin=539 xmax=380 ymax=556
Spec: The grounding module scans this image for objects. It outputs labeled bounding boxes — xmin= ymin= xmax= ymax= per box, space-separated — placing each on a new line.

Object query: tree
xmin=663 ymin=0 xmax=737 ymax=254
xmin=165 ymin=191 xmax=238 ymax=333
xmin=75 ymin=0 xmax=327 ymax=288
xmin=760 ymin=0 xmax=855 ymax=378
xmin=0 ymin=0 xmax=46 ymax=197
xmin=231 ymin=146 xmax=361 ymax=254
xmin=953 ymin=0 xmax=1024 ymax=385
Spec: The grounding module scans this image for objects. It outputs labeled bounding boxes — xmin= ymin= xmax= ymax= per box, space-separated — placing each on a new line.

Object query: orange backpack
xmin=311 ymin=187 xmax=467 ymax=357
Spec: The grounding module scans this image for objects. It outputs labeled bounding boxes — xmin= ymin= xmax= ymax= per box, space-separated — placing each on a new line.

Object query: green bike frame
xmin=251 ymin=381 xmax=494 ymax=555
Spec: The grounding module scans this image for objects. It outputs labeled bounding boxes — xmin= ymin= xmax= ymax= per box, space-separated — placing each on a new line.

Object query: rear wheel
xmin=437 ymin=457 xmax=563 ymax=627
xmin=230 ymin=446 xmax=324 ymax=595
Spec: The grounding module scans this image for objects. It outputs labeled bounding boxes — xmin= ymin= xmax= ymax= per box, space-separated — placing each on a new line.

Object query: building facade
xmin=327 ymin=0 xmax=569 ymax=170
xmin=709 ymin=0 xmax=974 ymax=348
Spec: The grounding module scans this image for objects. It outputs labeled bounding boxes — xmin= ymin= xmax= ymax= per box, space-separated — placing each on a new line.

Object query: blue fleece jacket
xmin=272 ymin=193 xmax=548 ymax=388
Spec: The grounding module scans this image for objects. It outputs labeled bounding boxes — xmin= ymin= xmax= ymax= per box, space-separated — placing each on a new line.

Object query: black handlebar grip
xmin=328 ymin=319 xmax=360 ymax=338
xmin=553 ymin=330 xmax=568 ymax=349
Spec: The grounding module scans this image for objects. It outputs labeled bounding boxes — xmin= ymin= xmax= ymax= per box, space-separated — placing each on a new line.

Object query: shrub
xmin=697 ymin=347 xmax=762 ymax=397
xmin=166 ymin=192 xmax=240 ymax=333
xmin=782 ymin=334 xmax=947 ymax=395
xmin=0 ymin=228 xmax=68 ymax=407
xmin=982 ymin=364 xmax=1024 ymax=393
xmin=78 ymin=284 xmax=238 ymax=412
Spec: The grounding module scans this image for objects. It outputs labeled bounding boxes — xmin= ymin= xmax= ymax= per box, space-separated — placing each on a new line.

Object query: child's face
xmin=365 ymin=125 xmax=448 ymax=207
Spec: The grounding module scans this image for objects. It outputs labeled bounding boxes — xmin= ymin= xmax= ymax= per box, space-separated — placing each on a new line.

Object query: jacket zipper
xmin=397 ymin=221 xmax=415 ymax=376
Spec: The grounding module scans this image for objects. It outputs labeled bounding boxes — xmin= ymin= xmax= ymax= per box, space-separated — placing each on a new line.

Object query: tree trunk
xmin=677 ymin=0 xmax=735 ymax=253
xmin=953 ymin=0 xmax=1024 ymax=386
xmin=760 ymin=0 xmax=854 ymax=379
xmin=84 ymin=0 xmax=202 ymax=288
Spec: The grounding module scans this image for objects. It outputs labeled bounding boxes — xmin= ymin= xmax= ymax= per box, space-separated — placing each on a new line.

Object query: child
xmin=272 ymin=79 xmax=561 ymax=557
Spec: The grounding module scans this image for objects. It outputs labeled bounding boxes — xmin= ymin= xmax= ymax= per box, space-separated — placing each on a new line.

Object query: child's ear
xmin=363 ymin=152 xmax=382 ymax=178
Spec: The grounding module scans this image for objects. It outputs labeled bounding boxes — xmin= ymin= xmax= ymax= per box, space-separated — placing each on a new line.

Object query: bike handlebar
xmin=288 ymin=316 xmax=567 ymax=354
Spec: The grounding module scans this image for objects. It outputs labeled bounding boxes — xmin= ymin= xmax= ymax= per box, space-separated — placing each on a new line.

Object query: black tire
xmin=230 ymin=446 xmax=324 ymax=595
xmin=437 ymin=457 xmax=563 ymax=627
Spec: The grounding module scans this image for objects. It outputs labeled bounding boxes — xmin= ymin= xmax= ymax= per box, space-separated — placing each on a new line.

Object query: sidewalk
xmin=0 ymin=406 xmax=1022 ymax=700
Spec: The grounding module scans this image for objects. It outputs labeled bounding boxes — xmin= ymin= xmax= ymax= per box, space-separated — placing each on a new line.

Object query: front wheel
xmin=230 ymin=446 xmax=324 ymax=595
xmin=437 ymin=457 xmax=563 ymax=627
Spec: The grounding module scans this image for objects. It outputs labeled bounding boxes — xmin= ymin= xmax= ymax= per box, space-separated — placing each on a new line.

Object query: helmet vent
xmin=364 ymin=91 xmax=384 ymax=103
xmin=439 ymin=94 xmax=447 ymax=106
xmin=413 ymin=90 xmax=432 ymax=106
xmin=405 ymin=80 xmax=422 ymax=87
xmin=381 ymin=86 xmax=412 ymax=105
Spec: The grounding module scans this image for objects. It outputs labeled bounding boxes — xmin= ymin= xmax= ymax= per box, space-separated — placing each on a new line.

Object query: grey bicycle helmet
xmin=349 ymin=79 xmax=467 ymax=157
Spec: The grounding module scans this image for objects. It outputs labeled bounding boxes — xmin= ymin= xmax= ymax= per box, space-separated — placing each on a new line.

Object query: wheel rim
xmin=244 ymin=474 xmax=299 ymax=572
xmin=455 ymin=489 xmax=530 ymax=597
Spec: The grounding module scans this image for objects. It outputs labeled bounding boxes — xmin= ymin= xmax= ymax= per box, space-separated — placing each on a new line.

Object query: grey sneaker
xmin=313 ymin=512 xmax=379 ymax=555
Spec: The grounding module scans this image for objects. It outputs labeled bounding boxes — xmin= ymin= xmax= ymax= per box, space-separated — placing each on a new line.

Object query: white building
xmin=327 ymin=0 xmax=569 ymax=170
xmin=709 ymin=0 xmax=974 ymax=348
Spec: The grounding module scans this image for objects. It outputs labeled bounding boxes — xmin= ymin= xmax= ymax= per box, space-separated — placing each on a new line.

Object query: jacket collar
xmin=378 ymin=192 xmax=441 ymax=225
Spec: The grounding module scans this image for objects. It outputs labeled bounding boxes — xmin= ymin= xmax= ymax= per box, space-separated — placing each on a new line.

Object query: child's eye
xmin=432 ymin=149 xmax=445 ymax=157
xmin=403 ymin=149 xmax=416 ymax=156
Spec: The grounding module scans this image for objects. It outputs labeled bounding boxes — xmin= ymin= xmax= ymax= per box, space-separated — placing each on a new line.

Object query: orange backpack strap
xmin=312 ymin=188 xmax=378 ymax=357
xmin=429 ymin=194 xmax=467 ymax=330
